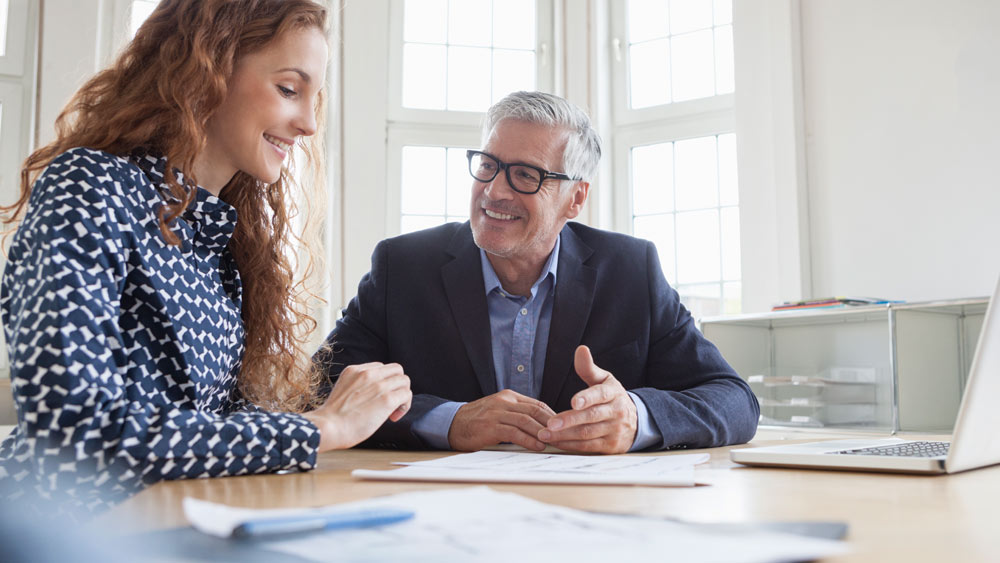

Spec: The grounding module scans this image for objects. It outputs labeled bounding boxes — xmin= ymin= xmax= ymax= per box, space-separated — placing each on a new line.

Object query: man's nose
xmin=483 ymin=168 xmax=515 ymax=199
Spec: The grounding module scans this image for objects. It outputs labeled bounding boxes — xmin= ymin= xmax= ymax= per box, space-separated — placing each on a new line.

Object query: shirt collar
xmin=480 ymin=234 xmax=561 ymax=299
xmin=129 ymin=148 xmax=239 ymax=250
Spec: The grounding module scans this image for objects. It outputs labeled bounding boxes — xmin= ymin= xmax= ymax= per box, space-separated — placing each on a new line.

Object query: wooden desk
xmin=100 ymin=432 xmax=1000 ymax=562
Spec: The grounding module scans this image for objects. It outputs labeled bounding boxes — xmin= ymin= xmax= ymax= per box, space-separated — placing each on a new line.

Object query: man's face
xmin=469 ymin=119 xmax=588 ymax=266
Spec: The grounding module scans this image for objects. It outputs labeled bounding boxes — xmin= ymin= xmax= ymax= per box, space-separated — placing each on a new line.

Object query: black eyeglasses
xmin=466 ymin=150 xmax=578 ymax=195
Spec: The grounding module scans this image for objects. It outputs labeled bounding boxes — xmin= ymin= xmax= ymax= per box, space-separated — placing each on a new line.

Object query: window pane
xmin=402 ymin=0 xmax=538 ymax=114
xmin=678 ymin=282 xmax=721 ymax=320
xmin=674 ymin=136 xmax=718 ymax=210
xmin=130 ymin=0 xmax=157 ymax=39
xmin=675 ymin=209 xmax=720 ymax=284
xmin=670 ymin=29 xmax=715 ymax=102
xmin=718 ymin=133 xmax=738 ymax=205
xmin=721 ymin=206 xmax=741 ymax=280
xmin=714 ymin=0 xmax=732 ymax=26
xmin=405 ymin=0 xmax=448 ymax=43
xmin=714 ymin=25 xmax=734 ymax=94
xmin=403 ymin=43 xmax=447 ymax=109
xmin=448 ymin=0 xmax=491 ymax=47
xmin=634 ymin=214 xmax=676 ymax=284
xmin=632 ymin=143 xmax=673 ymax=215
xmin=402 ymin=214 xmax=447 ymax=234
xmin=629 ymin=39 xmax=670 ymax=109
xmin=723 ymin=281 xmax=741 ymax=314
xmin=0 ymin=0 xmax=8 ymax=56
xmin=492 ymin=49 xmax=535 ymax=104
xmin=627 ymin=0 xmax=669 ymax=44
xmin=447 ymin=46 xmax=491 ymax=111
xmin=493 ymin=0 xmax=535 ymax=49
xmin=446 ymin=147 xmax=472 ymax=217
xmin=626 ymin=0 xmax=732 ymax=109
xmin=669 ymin=0 xmax=713 ymax=35
xmin=401 ymin=146 xmax=447 ymax=215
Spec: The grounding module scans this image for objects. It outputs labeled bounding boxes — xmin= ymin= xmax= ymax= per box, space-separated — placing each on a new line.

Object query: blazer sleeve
xmin=630 ymin=241 xmax=760 ymax=450
xmin=318 ymin=240 xmax=445 ymax=450
xmin=0 ymin=164 xmax=319 ymax=512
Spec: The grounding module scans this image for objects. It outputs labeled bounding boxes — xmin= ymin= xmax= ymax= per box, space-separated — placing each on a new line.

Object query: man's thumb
xmin=574 ymin=345 xmax=608 ymax=386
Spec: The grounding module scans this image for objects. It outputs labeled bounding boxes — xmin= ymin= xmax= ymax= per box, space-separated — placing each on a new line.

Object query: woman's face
xmin=202 ymin=26 xmax=328 ymax=189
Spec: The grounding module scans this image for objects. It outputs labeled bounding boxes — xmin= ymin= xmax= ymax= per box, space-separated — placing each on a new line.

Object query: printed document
xmin=184 ymin=487 xmax=847 ymax=563
xmin=352 ymin=450 xmax=709 ymax=486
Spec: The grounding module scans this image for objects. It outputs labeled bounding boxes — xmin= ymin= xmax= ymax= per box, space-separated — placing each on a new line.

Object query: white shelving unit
xmin=701 ymin=298 xmax=988 ymax=433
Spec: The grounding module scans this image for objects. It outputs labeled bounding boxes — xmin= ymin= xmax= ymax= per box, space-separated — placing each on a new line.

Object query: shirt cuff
xmin=627 ymin=391 xmax=662 ymax=452
xmin=412 ymin=401 xmax=465 ymax=450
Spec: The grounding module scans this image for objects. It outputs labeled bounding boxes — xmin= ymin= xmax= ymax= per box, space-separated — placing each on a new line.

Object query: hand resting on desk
xmin=448 ymin=390 xmax=556 ymax=452
xmin=538 ymin=346 xmax=639 ymax=454
xmin=304 ymin=362 xmax=412 ymax=452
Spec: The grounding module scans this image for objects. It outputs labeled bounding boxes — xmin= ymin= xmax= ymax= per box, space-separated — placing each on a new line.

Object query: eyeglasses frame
xmin=466 ymin=150 xmax=580 ymax=195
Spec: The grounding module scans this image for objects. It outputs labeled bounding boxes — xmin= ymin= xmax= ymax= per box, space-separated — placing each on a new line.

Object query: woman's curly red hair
xmin=2 ymin=0 xmax=330 ymax=412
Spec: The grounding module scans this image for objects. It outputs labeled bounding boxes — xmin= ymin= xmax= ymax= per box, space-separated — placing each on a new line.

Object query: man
xmin=322 ymin=91 xmax=758 ymax=453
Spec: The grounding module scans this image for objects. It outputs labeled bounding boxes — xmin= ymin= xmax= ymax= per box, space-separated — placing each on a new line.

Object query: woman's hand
xmin=302 ymin=362 xmax=412 ymax=452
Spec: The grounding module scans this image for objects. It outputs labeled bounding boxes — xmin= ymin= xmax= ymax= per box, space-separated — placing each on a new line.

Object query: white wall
xmin=801 ymin=0 xmax=1000 ymax=302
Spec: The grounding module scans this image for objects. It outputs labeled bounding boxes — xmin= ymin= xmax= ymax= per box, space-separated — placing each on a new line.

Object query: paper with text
xmin=208 ymin=487 xmax=848 ymax=563
xmin=352 ymin=450 xmax=710 ymax=486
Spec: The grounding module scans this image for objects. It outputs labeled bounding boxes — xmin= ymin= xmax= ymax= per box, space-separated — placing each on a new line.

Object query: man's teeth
xmin=264 ymin=134 xmax=291 ymax=151
xmin=484 ymin=209 xmax=517 ymax=220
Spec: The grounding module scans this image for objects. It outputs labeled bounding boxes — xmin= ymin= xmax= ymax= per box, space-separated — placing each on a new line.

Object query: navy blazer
xmin=322 ymin=221 xmax=759 ymax=450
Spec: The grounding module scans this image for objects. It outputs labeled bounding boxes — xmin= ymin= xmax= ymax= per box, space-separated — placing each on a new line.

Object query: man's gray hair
xmin=483 ymin=91 xmax=602 ymax=183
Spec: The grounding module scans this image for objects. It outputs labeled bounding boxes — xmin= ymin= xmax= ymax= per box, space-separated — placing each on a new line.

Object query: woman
xmin=0 ymin=0 xmax=410 ymax=513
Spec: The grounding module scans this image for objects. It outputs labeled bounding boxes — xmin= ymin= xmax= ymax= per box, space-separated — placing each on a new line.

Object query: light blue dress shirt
xmin=412 ymin=235 xmax=662 ymax=451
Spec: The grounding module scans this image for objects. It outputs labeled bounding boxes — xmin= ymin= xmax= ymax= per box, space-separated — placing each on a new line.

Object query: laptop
xmin=730 ymin=277 xmax=1000 ymax=475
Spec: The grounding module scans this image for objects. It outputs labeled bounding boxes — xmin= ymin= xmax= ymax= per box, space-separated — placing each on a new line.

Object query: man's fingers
xmin=506 ymin=401 xmax=555 ymax=425
xmin=497 ymin=411 xmax=548 ymax=437
xmin=544 ymin=438 xmax=612 ymax=454
xmin=569 ymin=381 xmax=619 ymax=410
xmin=547 ymin=403 xmax=615 ymax=431
xmin=539 ymin=420 xmax=614 ymax=444
xmin=500 ymin=390 xmax=557 ymax=413
xmin=497 ymin=424 xmax=546 ymax=451
xmin=574 ymin=345 xmax=610 ymax=387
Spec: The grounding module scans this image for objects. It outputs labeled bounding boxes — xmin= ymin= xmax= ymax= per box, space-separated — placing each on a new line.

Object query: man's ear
xmin=563 ymin=181 xmax=590 ymax=220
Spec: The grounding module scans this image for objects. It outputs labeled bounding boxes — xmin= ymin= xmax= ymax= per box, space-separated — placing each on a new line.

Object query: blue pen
xmin=231 ymin=507 xmax=415 ymax=539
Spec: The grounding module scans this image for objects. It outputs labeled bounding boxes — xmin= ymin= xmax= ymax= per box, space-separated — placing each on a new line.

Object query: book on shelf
xmin=771 ymin=297 xmax=901 ymax=311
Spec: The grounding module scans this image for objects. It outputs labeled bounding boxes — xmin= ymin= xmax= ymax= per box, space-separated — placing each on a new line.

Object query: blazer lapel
xmin=540 ymin=226 xmax=597 ymax=406
xmin=441 ymin=224 xmax=498 ymax=396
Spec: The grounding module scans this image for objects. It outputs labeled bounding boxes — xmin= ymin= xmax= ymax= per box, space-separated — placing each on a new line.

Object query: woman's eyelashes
xmin=277 ymin=84 xmax=297 ymax=98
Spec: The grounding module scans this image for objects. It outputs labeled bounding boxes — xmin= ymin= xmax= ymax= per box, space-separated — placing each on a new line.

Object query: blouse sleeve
xmin=0 ymin=153 xmax=319 ymax=510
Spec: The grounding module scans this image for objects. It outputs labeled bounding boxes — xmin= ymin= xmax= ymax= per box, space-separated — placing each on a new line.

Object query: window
xmin=1 ymin=0 xmax=35 ymax=374
xmin=0 ymin=0 xmax=8 ymax=57
xmin=400 ymin=145 xmax=471 ymax=233
xmin=626 ymin=0 xmax=733 ymax=108
xmin=612 ymin=0 xmax=739 ymax=319
xmin=129 ymin=0 xmax=157 ymax=39
xmin=631 ymin=134 xmax=740 ymax=316
xmin=401 ymin=0 xmax=537 ymax=111
xmin=387 ymin=0 xmax=554 ymax=236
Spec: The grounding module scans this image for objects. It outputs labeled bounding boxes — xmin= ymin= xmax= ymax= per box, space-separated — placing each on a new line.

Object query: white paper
xmin=181 ymin=498 xmax=410 ymax=539
xmin=205 ymin=487 xmax=847 ymax=563
xmin=352 ymin=450 xmax=710 ymax=486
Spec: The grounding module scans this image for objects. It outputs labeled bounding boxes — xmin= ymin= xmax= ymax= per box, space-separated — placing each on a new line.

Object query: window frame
xmin=386 ymin=0 xmax=556 ymax=127
xmin=385 ymin=123 xmax=480 ymax=237
xmin=607 ymin=0 xmax=739 ymax=316
xmin=382 ymin=0 xmax=558 ymax=239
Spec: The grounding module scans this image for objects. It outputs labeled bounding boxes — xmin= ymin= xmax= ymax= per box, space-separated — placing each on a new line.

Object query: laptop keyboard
xmin=832 ymin=441 xmax=950 ymax=458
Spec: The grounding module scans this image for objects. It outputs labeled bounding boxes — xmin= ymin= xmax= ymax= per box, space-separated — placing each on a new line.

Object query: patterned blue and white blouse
xmin=0 ymin=148 xmax=319 ymax=513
